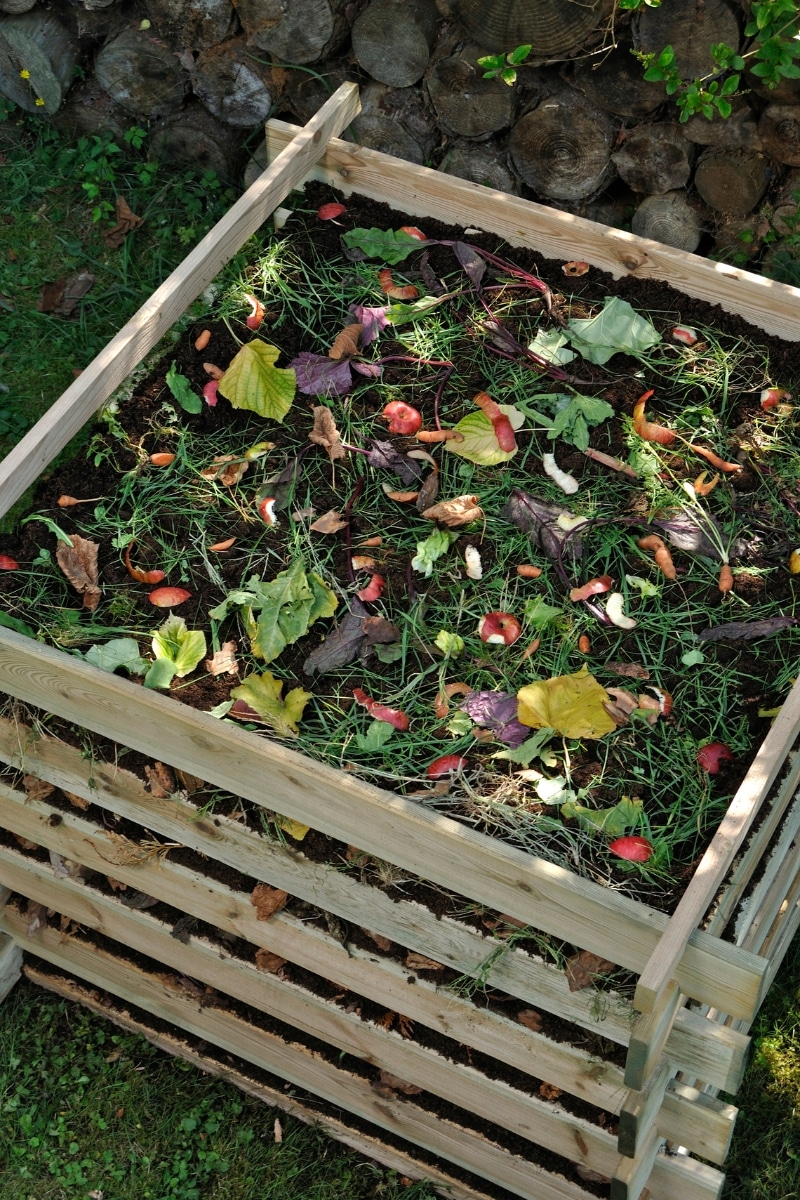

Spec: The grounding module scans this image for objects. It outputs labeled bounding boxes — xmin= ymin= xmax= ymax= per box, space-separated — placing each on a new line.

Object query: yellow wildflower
xmin=19 ymin=69 xmax=30 ymax=79
xmin=34 ymin=98 xmax=45 ymax=107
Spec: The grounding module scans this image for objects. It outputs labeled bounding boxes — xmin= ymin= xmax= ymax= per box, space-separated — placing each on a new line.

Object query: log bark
xmin=634 ymin=0 xmax=741 ymax=83
xmin=347 ymin=81 xmax=435 ymax=164
xmin=145 ymin=0 xmax=237 ymax=53
xmin=571 ymin=36 xmax=664 ymax=119
xmin=758 ymin=105 xmax=800 ymax=167
xmin=95 ymin=27 xmax=188 ymax=120
xmin=438 ymin=137 xmax=519 ymax=193
xmin=682 ymin=99 xmax=763 ymax=151
xmin=694 ymin=147 xmax=770 ymax=215
xmin=149 ymin=102 xmax=240 ymax=178
xmin=232 ymin=0 xmax=350 ymax=65
xmin=770 ymin=168 xmax=800 ymax=237
xmin=426 ymin=53 xmax=516 ymax=138
xmin=611 ymin=124 xmax=694 ymax=194
xmin=51 ymin=75 xmax=131 ymax=141
xmin=352 ymin=0 xmax=438 ymax=88
xmin=508 ymin=92 xmax=617 ymax=201
xmin=191 ymin=36 xmax=272 ymax=126
xmin=0 ymin=11 xmax=80 ymax=115
xmin=0 ymin=0 xmax=37 ymax=13
xmin=450 ymin=0 xmax=612 ymax=57
xmin=631 ymin=191 xmax=702 ymax=252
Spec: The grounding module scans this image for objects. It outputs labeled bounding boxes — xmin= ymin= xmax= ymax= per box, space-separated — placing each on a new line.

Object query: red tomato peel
xmin=0 ymin=554 xmax=19 ymax=570
xmin=609 ymin=835 xmax=654 ymax=863
xmin=148 ymin=586 xmax=191 ymax=607
xmin=427 ymin=754 xmax=467 ymax=779
xmin=317 ymin=202 xmax=347 ymax=221
xmin=697 ymin=742 xmax=734 ymax=774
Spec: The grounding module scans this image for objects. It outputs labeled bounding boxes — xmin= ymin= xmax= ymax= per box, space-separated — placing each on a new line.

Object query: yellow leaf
xmin=218 ymin=342 xmax=296 ymax=422
xmin=275 ymin=813 xmax=310 ymax=841
xmin=517 ymin=666 xmax=616 ymax=740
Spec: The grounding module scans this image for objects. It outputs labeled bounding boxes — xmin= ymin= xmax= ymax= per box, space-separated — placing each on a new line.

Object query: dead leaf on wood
xmin=175 ymin=769 xmax=205 ymax=793
xmin=119 ymin=890 xmax=159 ymax=910
xmin=62 ymin=788 xmax=91 ymax=810
xmin=328 ymin=322 xmax=363 ymax=360
xmin=406 ymin=952 xmax=444 ymax=971
xmin=309 ymin=508 xmax=347 ymax=534
xmin=22 ymin=775 xmax=55 ymax=802
xmin=517 ymin=1008 xmax=543 ymax=1032
xmin=308 ymin=406 xmax=346 ymax=461
xmin=374 ymin=1070 xmax=423 ymax=1096
xmin=422 ymin=494 xmax=483 ymax=527
xmin=201 ymin=454 xmax=249 ymax=487
xmin=576 ymin=1165 xmax=611 ymax=1185
xmin=205 ymin=641 xmax=239 ymax=677
xmin=13 ymin=833 xmax=39 ymax=851
xmin=171 ymin=915 xmax=198 ymax=943
xmin=102 ymin=196 xmax=143 ymax=249
xmin=49 ymin=850 xmax=70 ymax=879
xmin=106 ymin=876 xmax=128 ymax=892
xmin=25 ymin=899 xmax=48 ymax=936
xmin=566 ymin=950 xmax=616 ymax=992
xmin=56 ymin=534 xmax=101 ymax=610
xmin=362 ymin=927 xmax=393 ymax=951
xmin=539 ymin=1081 xmax=562 ymax=1101
xmin=605 ymin=661 xmax=650 ymax=680
xmin=144 ymin=762 xmax=176 ymax=798
xmin=37 ymin=269 xmax=96 ymax=316
xmin=255 ymin=948 xmax=287 ymax=973
xmin=250 ymin=882 xmax=289 ymax=920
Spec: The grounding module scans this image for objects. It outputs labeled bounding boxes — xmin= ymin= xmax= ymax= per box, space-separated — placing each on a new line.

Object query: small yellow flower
xmin=34 ymin=97 xmax=45 ymax=107
xmin=19 ymin=68 xmax=30 ymax=79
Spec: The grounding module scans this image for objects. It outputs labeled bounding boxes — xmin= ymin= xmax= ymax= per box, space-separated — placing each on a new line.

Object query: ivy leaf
xmin=566 ymin=297 xmax=661 ymax=365
xmin=85 ymin=637 xmax=148 ymax=676
xmin=341 ymin=227 xmax=422 ymax=264
xmin=145 ymin=614 xmax=206 ymax=690
xmin=445 ymin=405 xmax=525 ymax=466
xmin=218 ymin=342 xmax=296 ymax=421
xmin=230 ymin=670 xmax=312 ymax=738
xmin=291 ymin=351 xmax=354 ymax=397
xmin=165 ymin=361 xmax=202 ymax=414
xmin=517 ymin=666 xmax=616 ymax=739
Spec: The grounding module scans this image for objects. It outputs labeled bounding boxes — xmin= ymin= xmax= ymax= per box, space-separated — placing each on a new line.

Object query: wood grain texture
xmin=264 ymin=119 xmax=800 ymax=340
xmin=0 ymin=82 xmax=360 ymax=520
xmin=0 ymin=932 xmax=22 ymax=1002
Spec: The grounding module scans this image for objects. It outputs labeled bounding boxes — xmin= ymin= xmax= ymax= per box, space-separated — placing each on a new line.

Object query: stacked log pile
xmin=3 ymin=0 xmax=800 ymax=272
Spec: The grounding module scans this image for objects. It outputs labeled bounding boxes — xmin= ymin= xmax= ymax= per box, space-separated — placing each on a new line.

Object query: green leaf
xmin=151 ymin=614 xmax=207 ymax=678
xmin=444 ymin=404 xmax=524 ymax=465
xmin=507 ymin=44 xmax=532 ymax=65
xmin=143 ymin=657 xmax=179 ymax=690
xmin=386 ymin=294 xmax=449 ymax=324
xmin=165 ymin=361 xmax=202 ymax=414
xmin=493 ymin=728 xmax=557 ymax=767
xmin=341 ymin=227 xmax=423 ymax=264
xmin=524 ymin=596 xmax=563 ymax=629
xmin=411 ymin=528 xmax=456 ymax=576
xmin=20 ymin=514 xmax=74 ymax=546
xmin=435 ymin=629 xmax=465 ymax=657
xmin=681 ymin=648 xmax=706 ymax=667
xmin=500 ymin=67 xmax=517 ymax=85
xmin=218 ymin=561 xmax=338 ymax=664
xmin=218 ymin=342 xmax=296 ymax=423
xmin=354 ymin=720 xmax=395 ymax=752
xmin=0 ymin=611 xmax=34 ymax=638
xmin=528 ymin=328 xmax=576 ymax=365
xmin=566 ymin=297 xmax=661 ymax=365
xmin=85 ymin=637 xmax=148 ymax=676
xmin=561 ymin=795 xmax=643 ymax=837
xmin=374 ymin=642 xmax=403 ymax=664
xmin=543 ymin=393 xmax=615 ymax=452
xmin=230 ymin=670 xmax=312 ymax=738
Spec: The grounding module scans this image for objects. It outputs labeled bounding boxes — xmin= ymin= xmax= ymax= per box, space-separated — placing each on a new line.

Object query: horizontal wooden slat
xmin=265 ymin=120 xmax=800 ymax=341
xmin=3 ymin=915 xmax=724 ymax=1200
xmin=0 ymin=84 xmax=361 ymax=521
xmin=0 ymin=631 xmax=766 ymax=1018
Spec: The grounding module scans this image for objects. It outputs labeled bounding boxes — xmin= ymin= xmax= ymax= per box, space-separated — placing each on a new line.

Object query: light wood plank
xmin=611 ymin=1124 xmax=663 ymax=1200
xmin=264 ymin=120 xmax=800 ymax=342
xmin=634 ymin=677 xmax=800 ymax=1017
xmin=0 ymin=83 xmax=360 ymax=521
xmin=0 ymin=933 xmax=22 ymax=1002
xmin=666 ymin=1009 xmax=748 ymax=1094
xmin=661 ymin=1084 xmax=736 ymax=1164
xmin=618 ymin=1061 xmax=673 ymax=1160
xmin=625 ymin=983 xmax=683 ymax=1091
xmin=0 ymin=630 xmax=767 ymax=1018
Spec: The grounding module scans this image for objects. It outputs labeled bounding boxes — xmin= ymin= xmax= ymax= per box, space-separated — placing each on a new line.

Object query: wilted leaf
xmin=566 ymin=296 xmax=661 ymax=365
xmin=363 ymin=928 xmax=393 ymax=951
xmin=230 ymin=670 xmax=312 ymax=738
xmin=415 ymin=469 xmax=440 ymax=512
xmin=250 ymin=882 xmax=289 ymax=920
xmin=303 ymin=601 xmax=368 ymax=674
xmin=363 ymin=616 xmax=400 ymax=645
xmin=539 ymin=1082 xmax=562 ymax=1100
xmin=349 ymin=304 xmax=390 ymax=345
xmin=698 ymin=617 xmax=798 ymax=642
xmin=166 ymin=361 xmax=202 ymax=414
xmin=501 ymin=489 xmax=584 ymax=561
xmin=144 ymin=762 xmax=176 ymax=799
xmin=291 ymin=351 xmax=353 ymax=397
xmin=201 ymin=454 xmax=249 ymax=486
xmin=219 ymin=341 xmax=296 ymax=421
xmin=56 ymin=534 xmax=101 ymax=611
xmin=517 ymin=1008 xmax=543 ymax=1032
xmin=374 ymin=1071 xmax=423 ymax=1096
xmin=406 ymin=952 xmax=443 ymax=970
xmin=23 ymin=775 xmax=55 ymax=803
xmin=275 ymin=813 xmax=310 ymax=841
xmin=256 ymin=948 xmax=287 ymax=972
xmin=494 ymin=728 xmax=557 ymax=767
xmin=308 ymin=406 xmax=346 ymax=461
xmin=102 ymin=196 xmax=142 ymax=249
xmin=527 ymin=328 xmax=576 ymax=365
xmin=463 ymin=691 xmax=530 ymax=747
xmin=212 ymin=560 xmax=337 ymax=664
xmin=38 ymin=269 xmax=95 ymax=316
xmin=146 ymin=614 xmax=206 ymax=691
xmin=328 ymin=323 xmax=363 ymax=360
xmin=422 ymin=494 xmax=483 ymax=526
xmin=262 ymin=456 xmax=301 ymax=512
xmin=445 ymin=405 xmax=524 ymax=466
xmin=386 ymin=294 xmax=448 ymax=324
xmin=366 ymin=439 xmax=423 ymax=485
xmin=517 ymin=666 xmax=616 ymax=739
xmin=561 ymin=795 xmax=643 ymax=836
xmin=566 ymin=950 xmax=616 ymax=992
xmin=453 ymin=240 xmax=486 ymax=287
xmin=411 ymin=528 xmax=456 ymax=576
xmin=341 ymin=226 xmax=422 ymax=264
xmin=310 ymin=509 xmax=347 ymax=534
xmin=85 ymin=638 xmax=147 ymax=676
xmin=576 ymin=1166 xmax=611 ymax=1185
xmin=206 ymin=641 xmax=239 ymax=676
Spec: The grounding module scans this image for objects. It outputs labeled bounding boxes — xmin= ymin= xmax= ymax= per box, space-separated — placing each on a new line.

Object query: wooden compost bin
xmin=1 ymin=82 xmax=800 ymax=1200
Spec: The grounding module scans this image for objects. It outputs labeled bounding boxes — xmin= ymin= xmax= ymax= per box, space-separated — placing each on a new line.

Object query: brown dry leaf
xmin=206 ymin=641 xmax=239 ymax=677
xmin=374 ymin=1070 xmax=423 ymax=1096
xmin=406 ymin=952 xmax=444 ymax=971
xmin=14 ymin=833 xmax=40 ymax=851
xmin=539 ymin=1081 xmax=562 ymax=1101
xmin=310 ymin=509 xmax=347 ymax=534
xmin=576 ymin=1165 xmax=611 ymax=1185
xmin=397 ymin=1013 xmax=414 ymax=1038
xmin=145 ymin=762 xmax=176 ymax=798
xmin=62 ymin=789 xmax=91 ymax=811
xmin=250 ymin=883 xmax=289 ymax=921
xmin=422 ymin=495 xmax=483 ymax=527
xmin=255 ymin=948 xmax=287 ymax=973
xmin=362 ymin=927 xmax=393 ymax=951
xmin=602 ymin=687 xmax=640 ymax=726
xmin=605 ymin=661 xmax=650 ymax=680
xmin=517 ymin=1008 xmax=543 ymax=1032
xmin=308 ymin=406 xmax=346 ymax=461
xmin=106 ymin=876 xmax=128 ymax=892
xmin=415 ymin=469 xmax=440 ymax=512
xmin=25 ymin=900 xmax=49 ymax=936
xmin=201 ymin=454 xmax=249 ymax=487
xmin=566 ymin=950 xmax=616 ymax=992
xmin=102 ymin=196 xmax=143 ymax=249
xmin=375 ymin=1010 xmax=396 ymax=1031
xmin=56 ymin=534 xmax=101 ymax=611
xmin=23 ymin=775 xmax=55 ymax=802
xmin=328 ymin=322 xmax=363 ymax=360
xmin=175 ymin=769 xmax=204 ymax=794
xmin=37 ymin=269 xmax=96 ymax=316
xmin=363 ymin=616 xmax=400 ymax=645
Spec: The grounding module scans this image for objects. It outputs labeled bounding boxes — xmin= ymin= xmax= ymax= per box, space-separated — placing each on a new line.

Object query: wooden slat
xmin=661 ymin=1084 xmax=736 ymax=1164
xmin=611 ymin=1124 xmax=663 ymax=1200
xmin=625 ymin=983 xmax=683 ymax=1091
xmin=634 ymin=679 xmax=800 ymax=1018
xmin=0 ymin=630 xmax=766 ymax=1018
xmin=736 ymin=805 xmax=800 ymax=958
xmin=264 ymin=120 xmax=800 ymax=342
xmin=618 ymin=1061 xmax=673 ymax=1160
xmin=0 ymin=83 xmax=360 ymax=521
xmin=3 ymin=916 xmax=724 ymax=1200
xmin=24 ymin=962 xmax=505 ymax=1200
xmin=0 ymin=932 xmax=21 ymax=1002
xmin=666 ymin=1009 xmax=748 ymax=1094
